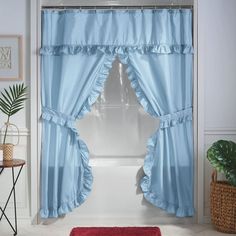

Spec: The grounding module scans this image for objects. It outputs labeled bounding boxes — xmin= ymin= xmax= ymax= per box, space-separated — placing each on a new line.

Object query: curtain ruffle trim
xmin=40 ymin=162 xmax=93 ymax=218
xmin=40 ymin=142 xmax=92 ymax=218
xmin=119 ymin=55 xmax=157 ymax=117
xmin=41 ymin=107 xmax=76 ymax=128
xmin=40 ymin=44 xmax=193 ymax=55
xmin=41 ymin=107 xmax=93 ymax=218
xmin=140 ymin=132 xmax=157 ymax=190
xmin=159 ymin=107 xmax=192 ymax=129
xmin=143 ymin=192 xmax=195 ymax=217
xmin=140 ymin=132 xmax=194 ymax=217
xmin=77 ymin=55 xmax=115 ymax=119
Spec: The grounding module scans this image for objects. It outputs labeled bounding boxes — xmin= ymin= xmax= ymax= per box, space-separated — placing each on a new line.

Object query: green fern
xmin=0 ymin=83 xmax=27 ymax=144
xmin=207 ymin=140 xmax=236 ymax=186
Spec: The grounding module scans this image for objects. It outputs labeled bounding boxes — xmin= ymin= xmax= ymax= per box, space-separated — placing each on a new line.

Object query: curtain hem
xmin=143 ymin=192 xmax=195 ymax=217
xmin=40 ymin=138 xmax=93 ymax=218
xmin=140 ymin=130 xmax=194 ymax=218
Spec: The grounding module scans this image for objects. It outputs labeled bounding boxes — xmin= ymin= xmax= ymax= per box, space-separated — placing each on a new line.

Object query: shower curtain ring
xmin=169 ymin=0 xmax=174 ymax=9
xmin=179 ymin=0 xmax=183 ymax=9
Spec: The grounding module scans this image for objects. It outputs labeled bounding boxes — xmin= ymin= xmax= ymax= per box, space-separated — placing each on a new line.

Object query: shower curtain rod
xmin=42 ymin=5 xmax=193 ymax=10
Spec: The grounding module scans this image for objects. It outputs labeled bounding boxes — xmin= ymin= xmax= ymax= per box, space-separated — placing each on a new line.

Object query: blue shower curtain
xmin=40 ymin=9 xmax=194 ymax=218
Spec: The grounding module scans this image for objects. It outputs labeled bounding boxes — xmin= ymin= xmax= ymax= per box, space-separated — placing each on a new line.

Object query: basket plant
xmin=0 ymin=83 xmax=27 ymax=161
xmin=207 ymin=140 xmax=236 ymax=233
xmin=207 ymin=140 xmax=236 ymax=186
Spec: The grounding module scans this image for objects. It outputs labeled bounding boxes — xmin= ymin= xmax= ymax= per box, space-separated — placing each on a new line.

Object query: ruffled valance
xmin=40 ymin=44 xmax=193 ymax=56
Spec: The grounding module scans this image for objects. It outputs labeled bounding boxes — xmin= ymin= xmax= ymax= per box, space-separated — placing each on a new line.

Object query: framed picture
xmin=0 ymin=35 xmax=22 ymax=80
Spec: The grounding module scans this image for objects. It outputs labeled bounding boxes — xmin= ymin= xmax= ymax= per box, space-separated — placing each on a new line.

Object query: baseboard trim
xmin=203 ymin=216 xmax=211 ymax=224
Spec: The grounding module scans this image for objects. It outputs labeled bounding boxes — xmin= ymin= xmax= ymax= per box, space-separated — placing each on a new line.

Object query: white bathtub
xmin=71 ymin=59 xmax=194 ymax=225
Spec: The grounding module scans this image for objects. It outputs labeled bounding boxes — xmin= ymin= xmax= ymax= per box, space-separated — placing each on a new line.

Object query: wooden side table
xmin=0 ymin=159 xmax=26 ymax=236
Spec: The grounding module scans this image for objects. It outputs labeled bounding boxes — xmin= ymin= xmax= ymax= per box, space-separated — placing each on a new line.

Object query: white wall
xmin=198 ymin=0 xmax=236 ymax=220
xmin=0 ymin=0 xmax=30 ymax=219
xmin=201 ymin=0 xmax=236 ymax=129
xmin=0 ymin=0 xmax=30 ymax=127
xmin=0 ymin=0 xmax=236 ymax=224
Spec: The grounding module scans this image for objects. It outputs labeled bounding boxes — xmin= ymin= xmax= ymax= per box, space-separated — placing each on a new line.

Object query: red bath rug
xmin=70 ymin=227 xmax=161 ymax=236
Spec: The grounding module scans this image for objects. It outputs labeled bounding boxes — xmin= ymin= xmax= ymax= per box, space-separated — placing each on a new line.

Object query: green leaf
xmin=0 ymin=98 xmax=9 ymax=105
xmin=1 ymin=92 xmax=12 ymax=106
xmin=9 ymin=86 xmax=15 ymax=100
xmin=0 ymin=104 xmax=10 ymax=114
xmin=0 ymin=101 xmax=10 ymax=115
xmin=9 ymin=103 xmax=23 ymax=110
xmin=10 ymin=107 xmax=24 ymax=116
xmin=12 ymin=100 xmax=26 ymax=108
xmin=0 ymin=83 xmax=27 ymax=117
xmin=13 ymin=84 xmax=17 ymax=99
xmin=0 ymin=106 xmax=9 ymax=116
xmin=4 ymin=88 xmax=13 ymax=102
xmin=207 ymin=140 xmax=236 ymax=186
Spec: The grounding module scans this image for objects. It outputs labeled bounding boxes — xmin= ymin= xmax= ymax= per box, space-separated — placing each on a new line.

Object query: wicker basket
xmin=2 ymin=143 xmax=14 ymax=161
xmin=210 ymin=171 xmax=236 ymax=234
xmin=0 ymin=123 xmax=20 ymax=161
xmin=0 ymin=143 xmax=14 ymax=161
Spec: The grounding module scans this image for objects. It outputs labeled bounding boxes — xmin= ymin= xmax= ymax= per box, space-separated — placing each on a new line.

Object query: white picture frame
xmin=0 ymin=35 xmax=22 ymax=80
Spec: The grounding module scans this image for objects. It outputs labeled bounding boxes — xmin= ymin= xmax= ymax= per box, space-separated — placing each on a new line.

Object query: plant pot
xmin=0 ymin=123 xmax=20 ymax=161
xmin=0 ymin=143 xmax=14 ymax=161
xmin=210 ymin=171 xmax=236 ymax=234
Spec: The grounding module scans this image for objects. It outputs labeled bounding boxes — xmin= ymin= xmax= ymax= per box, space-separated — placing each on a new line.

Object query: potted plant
xmin=207 ymin=140 xmax=236 ymax=233
xmin=0 ymin=83 xmax=27 ymax=161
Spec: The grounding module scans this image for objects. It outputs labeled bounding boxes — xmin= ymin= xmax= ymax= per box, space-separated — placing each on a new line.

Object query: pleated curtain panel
xmin=40 ymin=9 xmax=194 ymax=218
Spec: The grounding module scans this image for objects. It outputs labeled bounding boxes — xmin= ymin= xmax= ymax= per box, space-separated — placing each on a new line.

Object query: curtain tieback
xmin=41 ymin=107 xmax=77 ymax=132
xmin=159 ymin=107 xmax=192 ymax=129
